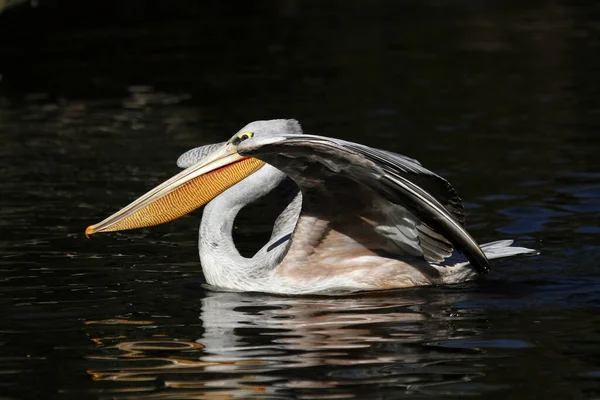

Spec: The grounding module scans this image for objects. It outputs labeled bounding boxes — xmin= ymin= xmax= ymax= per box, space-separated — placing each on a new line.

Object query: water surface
xmin=1 ymin=1 xmax=599 ymax=398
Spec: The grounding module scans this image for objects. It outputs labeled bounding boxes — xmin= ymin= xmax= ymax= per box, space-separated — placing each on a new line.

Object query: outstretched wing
xmin=239 ymin=134 xmax=490 ymax=274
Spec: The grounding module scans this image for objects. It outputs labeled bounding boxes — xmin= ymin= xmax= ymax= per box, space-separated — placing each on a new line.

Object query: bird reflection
xmin=85 ymin=290 xmax=488 ymax=398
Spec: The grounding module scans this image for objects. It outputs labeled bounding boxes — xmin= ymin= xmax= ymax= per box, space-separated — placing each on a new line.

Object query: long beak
xmin=85 ymin=143 xmax=265 ymax=237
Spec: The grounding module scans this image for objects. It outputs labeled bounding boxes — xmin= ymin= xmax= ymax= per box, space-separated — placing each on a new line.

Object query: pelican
xmin=86 ymin=119 xmax=534 ymax=294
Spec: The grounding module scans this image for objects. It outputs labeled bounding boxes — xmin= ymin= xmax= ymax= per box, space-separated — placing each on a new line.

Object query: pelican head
xmin=86 ymin=119 xmax=300 ymax=237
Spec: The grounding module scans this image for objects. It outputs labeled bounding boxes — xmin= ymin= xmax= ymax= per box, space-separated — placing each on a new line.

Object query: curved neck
xmin=198 ymin=164 xmax=296 ymax=290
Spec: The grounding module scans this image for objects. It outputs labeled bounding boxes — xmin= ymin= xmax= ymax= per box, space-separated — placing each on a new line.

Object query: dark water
xmin=1 ymin=1 xmax=600 ymax=398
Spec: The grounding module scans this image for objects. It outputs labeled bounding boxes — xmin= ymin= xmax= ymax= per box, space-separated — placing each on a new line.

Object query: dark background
xmin=1 ymin=1 xmax=599 ymax=399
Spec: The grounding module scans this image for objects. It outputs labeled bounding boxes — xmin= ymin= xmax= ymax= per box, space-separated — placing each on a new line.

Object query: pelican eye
xmin=231 ymin=132 xmax=253 ymax=146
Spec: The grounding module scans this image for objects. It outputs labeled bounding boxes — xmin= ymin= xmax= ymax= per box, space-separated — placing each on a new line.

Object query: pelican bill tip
xmin=85 ymin=225 xmax=96 ymax=238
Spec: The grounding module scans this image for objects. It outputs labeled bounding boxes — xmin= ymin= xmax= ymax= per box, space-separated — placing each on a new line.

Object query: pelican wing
xmin=343 ymin=143 xmax=467 ymax=226
xmin=239 ymin=134 xmax=490 ymax=274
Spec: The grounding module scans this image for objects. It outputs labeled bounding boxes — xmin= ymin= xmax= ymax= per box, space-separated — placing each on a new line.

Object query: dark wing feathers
xmin=341 ymin=141 xmax=467 ymax=226
xmin=350 ymin=142 xmax=489 ymax=273
xmin=240 ymin=134 xmax=490 ymax=274
xmin=379 ymin=172 xmax=489 ymax=272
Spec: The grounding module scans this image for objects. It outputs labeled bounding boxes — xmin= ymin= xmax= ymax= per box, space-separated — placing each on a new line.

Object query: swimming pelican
xmin=86 ymin=119 xmax=534 ymax=294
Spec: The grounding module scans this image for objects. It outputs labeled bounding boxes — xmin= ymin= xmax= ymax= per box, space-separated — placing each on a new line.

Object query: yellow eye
xmin=232 ymin=132 xmax=253 ymax=146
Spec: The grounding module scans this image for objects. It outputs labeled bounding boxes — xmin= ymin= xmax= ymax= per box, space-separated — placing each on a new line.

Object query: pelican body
xmin=86 ymin=120 xmax=534 ymax=295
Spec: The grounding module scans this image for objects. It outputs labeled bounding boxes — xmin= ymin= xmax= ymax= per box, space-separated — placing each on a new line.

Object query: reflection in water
xmin=86 ymin=291 xmax=489 ymax=398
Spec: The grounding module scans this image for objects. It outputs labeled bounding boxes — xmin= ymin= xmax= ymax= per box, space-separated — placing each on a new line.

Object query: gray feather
xmin=177 ymin=142 xmax=226 ymax=168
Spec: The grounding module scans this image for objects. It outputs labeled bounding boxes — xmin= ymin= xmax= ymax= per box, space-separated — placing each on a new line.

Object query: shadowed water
xmin=1 ymin=1 xmax=600 ymax=399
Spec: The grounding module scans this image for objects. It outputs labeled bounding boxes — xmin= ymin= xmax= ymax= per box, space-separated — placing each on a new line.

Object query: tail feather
xmin=435 ymin=239 xmax=536 ymax=284
xmin=480 ymin=240 xmax=537 ymax=260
